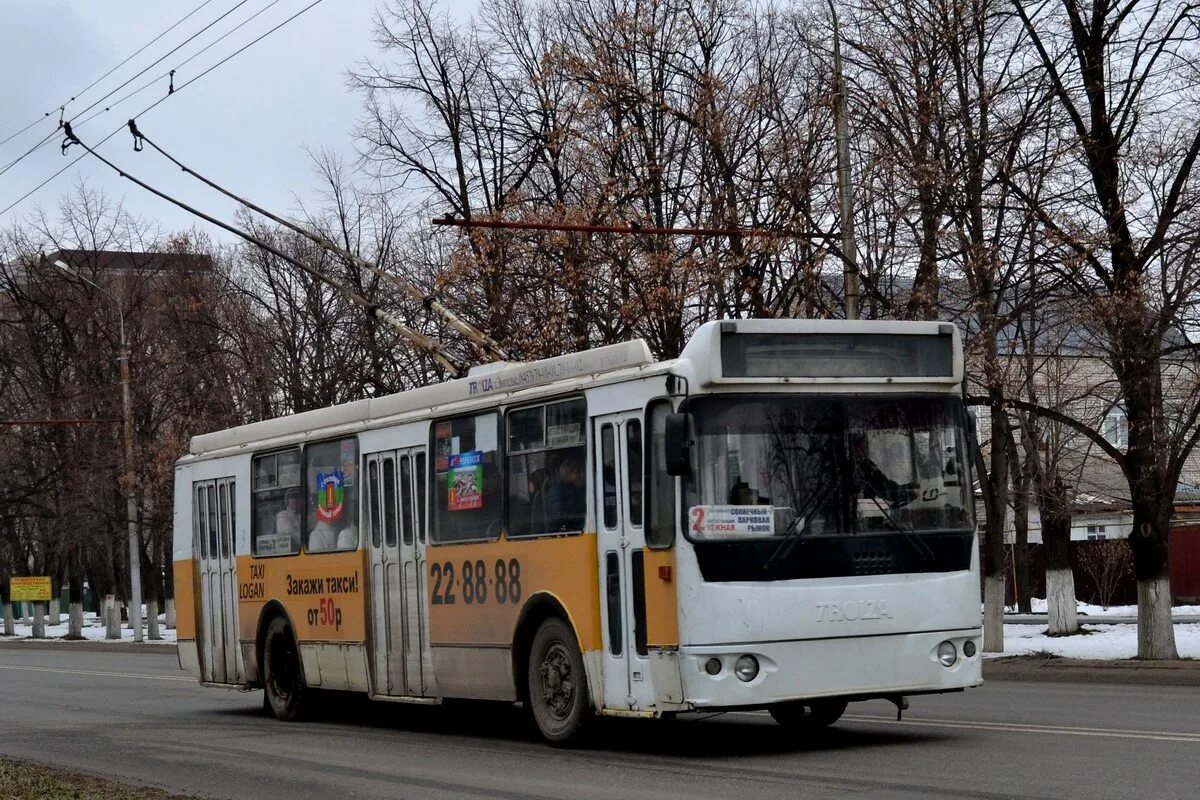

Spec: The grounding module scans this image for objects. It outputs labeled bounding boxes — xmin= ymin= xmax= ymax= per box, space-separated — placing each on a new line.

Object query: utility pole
xmin=54 ymin=259 xmax=143 ymax=643
xmin=829 ymin=0 xmax=859 ymax=320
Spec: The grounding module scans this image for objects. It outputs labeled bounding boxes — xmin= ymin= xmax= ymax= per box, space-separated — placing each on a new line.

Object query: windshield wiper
xmin=862 ymin=486 xmax=936 ymax=561
xmin=763 ymin=480 xmax=835 ymax=571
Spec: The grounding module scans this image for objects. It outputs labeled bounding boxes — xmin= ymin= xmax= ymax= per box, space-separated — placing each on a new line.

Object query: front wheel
xmin=769 ymin=698 xmax=848 ymax=731
xmin=262 ymin=616 xmax=309 ymax=721
xmin=526 ymin=617 xmax=591 ymax=745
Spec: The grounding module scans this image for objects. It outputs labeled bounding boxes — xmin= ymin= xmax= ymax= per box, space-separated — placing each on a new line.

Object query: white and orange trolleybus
xmin=174 ymin=319 xmax=983 ymax=743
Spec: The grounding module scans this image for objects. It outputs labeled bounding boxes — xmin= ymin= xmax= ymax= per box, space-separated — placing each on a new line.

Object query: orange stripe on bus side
xmin=642 ymin=547 xmax=679 ymax=647
xmin=172 ymin=559 xmax=197 ymax=640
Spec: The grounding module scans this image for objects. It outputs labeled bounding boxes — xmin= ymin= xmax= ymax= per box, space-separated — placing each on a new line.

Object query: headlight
xmin=734 ymin=655 xmax=759 ymax=682
xmin=962 ymin=640 xmax=977 ymax=658
xmin=937 ymin=641 xmax=957 ymax=667
xmin=704 ymin=657 xmax=722 ymax=675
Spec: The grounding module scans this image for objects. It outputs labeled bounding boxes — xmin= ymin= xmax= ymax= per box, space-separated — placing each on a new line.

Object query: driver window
xmin=431 ymin=412 xmax=502 ymax=543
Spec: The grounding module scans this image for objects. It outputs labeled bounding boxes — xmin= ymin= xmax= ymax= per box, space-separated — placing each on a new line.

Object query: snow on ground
xmin=994 ymin=622 xmax=1200 ymax=660
xmin=1015 ymin=599 xmax=1200 ymax=618
xmin=2 ymin=612 xmax=176 ymax=644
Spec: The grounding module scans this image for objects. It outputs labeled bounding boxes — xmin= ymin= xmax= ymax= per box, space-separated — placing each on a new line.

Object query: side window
xmin=252 ymin=449 xmax=302 ymax=557
xmin=601 ymin=424 xmax=618 ymax=529
xmin=218 ymin=482 xmax=231 ymax=559
xmin=506 ymin=398 xmax=588 ymax=537
xmin=646 ymin=400 xmax=677 ymax=548
xmin=304 ymin=438 xmax=360 ymax=553
xmin=415 ymin=452 xmax=427 ymax=543
xmin=400 ymin=455 xmax=414 ymax=545
xmin=368 ymin=459 xmax=382 ymax=548
xmin=207 ymin=484 xmax=218 ymax=558
xmin=432 ymin=412 xmax=502 ymax=543
xmin=383 ymin=457 xmax=397 ymax=547
xmin=626 ymin=420 xmax=643 ymax=526
xmin=195 ymin=484 xmax=208 ymax=559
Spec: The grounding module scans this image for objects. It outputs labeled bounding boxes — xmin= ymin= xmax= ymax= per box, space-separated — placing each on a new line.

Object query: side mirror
xmin=664 ymin=412 xmax=693 ymax=477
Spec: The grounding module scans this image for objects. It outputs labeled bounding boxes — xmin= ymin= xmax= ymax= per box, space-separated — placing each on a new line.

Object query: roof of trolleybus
xmin=180 ymin=319 xmax=963 ymax=463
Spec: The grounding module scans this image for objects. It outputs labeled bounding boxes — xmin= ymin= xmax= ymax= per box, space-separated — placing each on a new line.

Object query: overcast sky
xmin=0 ymin=0 xmax=472 ymax=243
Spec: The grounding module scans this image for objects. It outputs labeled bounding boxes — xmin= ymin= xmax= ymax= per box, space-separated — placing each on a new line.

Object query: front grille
xmin=853 ymin=549 xmax=894 ymax=575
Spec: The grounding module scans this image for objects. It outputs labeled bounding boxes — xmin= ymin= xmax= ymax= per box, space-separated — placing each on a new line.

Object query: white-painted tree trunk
xmin=147 ymin=597 xmax=161 ymax=640
xmin=105 ymin=599 xmax=121 ymax=639
xmin=68 ymin=601 xmax=84 ymax=639
xmin=983 ymin=575 xmax=1005 ymax=653
xmin=166 ymin=597 xmax=176 ymax=630
xmin=23 ymin=605 xmax=32 ymax=626
xmin=31 ymin=603 xmax=46 ymax=638
xmin=3 ymin=602 xmax=14 ymax=636
xmin=1046 ymin=568 xmax=1078 ymax=635
xmin=49 ymin=597 xmax=61 ymax=625
xmin=1137 ymin=574 xmax=1179 ymax=660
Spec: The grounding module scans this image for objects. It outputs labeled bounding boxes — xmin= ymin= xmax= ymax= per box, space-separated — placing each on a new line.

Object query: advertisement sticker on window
xmin=435 ymin=422 xmax=452 ymax=470
xmin=315 ymin=471 xmax=346 ymax=522
xmin=448 ymin=451 xmax=484 ymax=511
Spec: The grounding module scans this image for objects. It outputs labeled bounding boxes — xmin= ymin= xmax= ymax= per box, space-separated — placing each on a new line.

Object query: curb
xmin=0 ymin=639 xmax=178 ymax=656
xmin=985 ymin=656 xmax=1200 ymax=686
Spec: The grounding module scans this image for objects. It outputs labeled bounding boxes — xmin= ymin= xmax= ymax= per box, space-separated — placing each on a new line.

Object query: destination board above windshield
xmin=720 ymin=332 xmax=954 ymax=379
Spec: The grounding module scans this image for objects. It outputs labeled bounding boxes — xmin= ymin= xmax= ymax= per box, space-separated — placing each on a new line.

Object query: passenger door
xmin=593 ymin=413 xmax=653 ymax=711
xmin=367 ymin=448 xmax=433 ymax=697
xmin=195 ymin=478 xmax=239 ymax=684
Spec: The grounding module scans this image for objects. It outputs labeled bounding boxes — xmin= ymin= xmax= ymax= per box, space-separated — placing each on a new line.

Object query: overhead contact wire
xmin=0 ymin=0 xmax=217 ymax=148
xmin=62 ymin=124 xmax=467 ymax=377
xmin=1 ymin=0 xmax=330 ymax=219
xmin=133 ymin=124 xmax=509 ymax=362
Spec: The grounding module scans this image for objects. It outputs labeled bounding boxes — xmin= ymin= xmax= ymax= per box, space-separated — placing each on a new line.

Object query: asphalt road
xmin=1 ymin=644 xmax=1198 ymax=800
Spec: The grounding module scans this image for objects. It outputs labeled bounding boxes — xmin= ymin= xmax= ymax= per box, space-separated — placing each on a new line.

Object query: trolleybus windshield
xmin=683 ymin=395 xmax=972 ymax=543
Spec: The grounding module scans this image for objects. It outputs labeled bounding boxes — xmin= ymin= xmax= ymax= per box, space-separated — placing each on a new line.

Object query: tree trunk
xmin=147 ymin=596 xmax=160 ymax=640
xmin=1042 ymin=512 xmax=1078 ymax=635
xmin=1129 ymin=502 xmax=1179 ymax=659
xmin=49 ymin=595 xmax=61 ymax=626
xmin=1136 ymin=573 xmax=1177 ymax=660
xmin=32 ymin=603 xmax=46 ymax=639
xmin=68 ymin=602 xmax=84 ymax=639
xmin=1011 ymin=471 xmax=1032 ymax=613
xmin=105 ymin=598 xmax=121 ymax=640
xmin=3 ymin=602 xmax=14 ymax=636
xmin=166 ymin=597 xmax=176 ymax=631
xmin=982 ymin=573 xmax=1004 ymax=652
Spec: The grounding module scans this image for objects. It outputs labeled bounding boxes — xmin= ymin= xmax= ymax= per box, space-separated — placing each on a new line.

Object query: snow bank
xmin=995 ymin=622 xmax=1200 ymax=659
xmin=1018 ymin=599 xmax=1200 ymax=618
xmin=2 ymin=612 xmax=177 ymax=645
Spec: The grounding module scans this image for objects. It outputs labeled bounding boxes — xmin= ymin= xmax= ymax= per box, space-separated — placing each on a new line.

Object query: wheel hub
xmin=539 ymin=642 xmax=574 ymax=718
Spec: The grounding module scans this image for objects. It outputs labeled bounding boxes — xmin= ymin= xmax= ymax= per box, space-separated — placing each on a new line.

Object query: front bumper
xmin=679 ymin=628 xmax=982 ymax=709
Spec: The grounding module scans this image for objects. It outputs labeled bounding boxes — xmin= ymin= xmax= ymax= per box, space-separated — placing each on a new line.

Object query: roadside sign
xmin=10 ymin=576 xmax=52 ymax=602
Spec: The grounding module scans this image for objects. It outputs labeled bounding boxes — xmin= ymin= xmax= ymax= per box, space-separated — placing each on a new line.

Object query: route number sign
xmin=10 ymin=576 xmax=51 ymax=602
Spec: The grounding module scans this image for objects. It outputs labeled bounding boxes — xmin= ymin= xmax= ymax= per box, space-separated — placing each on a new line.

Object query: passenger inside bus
xmin=275 ymin=489 xmax=301 ymax=550
xmin=545 ymin=456 xmax=586 ymax=531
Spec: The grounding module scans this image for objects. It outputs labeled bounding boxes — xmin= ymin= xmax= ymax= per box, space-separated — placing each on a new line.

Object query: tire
xmin=768 ymin=698 xmax=848 ymax=731
xmin=526 ymin=617 xmax=591 ymax=745
xmin=262 ymin=616 xmax=309 ymax=722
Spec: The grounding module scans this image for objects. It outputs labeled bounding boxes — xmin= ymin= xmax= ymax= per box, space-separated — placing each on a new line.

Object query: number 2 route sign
xmin=10 ymin=577 xmax=51 ymax=602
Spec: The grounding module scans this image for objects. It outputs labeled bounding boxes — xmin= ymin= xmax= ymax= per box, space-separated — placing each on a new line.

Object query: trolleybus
xmin=174 ymin=319 xmax=982 ymax=743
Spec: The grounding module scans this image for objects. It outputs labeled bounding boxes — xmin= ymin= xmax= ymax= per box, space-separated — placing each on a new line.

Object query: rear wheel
xmin=262 ymin=616 xmax=309 ymax=721
xmin=769 ymin=698 xmax=848 ymax=731
xmin=526 ymin=617 xmax=591 ymax=745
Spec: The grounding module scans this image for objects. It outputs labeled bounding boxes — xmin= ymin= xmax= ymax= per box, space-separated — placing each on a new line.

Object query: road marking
xmin=0 ymin=663 xmax=194 ymax=683
xmin=843 ymin=713 xmax=1200 ymax=743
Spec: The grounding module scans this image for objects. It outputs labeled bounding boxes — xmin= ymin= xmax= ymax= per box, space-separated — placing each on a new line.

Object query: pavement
xmin=1 ymin=647 xmax=1199 ymax=800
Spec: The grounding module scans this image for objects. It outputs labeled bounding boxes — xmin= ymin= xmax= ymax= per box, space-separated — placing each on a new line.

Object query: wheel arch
xmin=510 ymin=591 xmax=597 ymax=706
xmin=255 ymin=600 xmax=302 ymax=686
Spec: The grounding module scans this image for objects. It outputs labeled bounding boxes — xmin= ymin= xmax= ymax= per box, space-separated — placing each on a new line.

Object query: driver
xmin=850 ymin=435 xmax=916 ymax=507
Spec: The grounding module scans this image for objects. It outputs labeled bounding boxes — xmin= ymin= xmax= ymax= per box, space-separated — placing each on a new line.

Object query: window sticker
xmin=546 ymin=423 xmax=582 ymax=447
xmin=448 ymin=451 xmax=483 ymax=511
xmin=315 ymin=471 xmax=346 ymax=522
xmin=435 ymin=422 xmax=452 ymax=470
